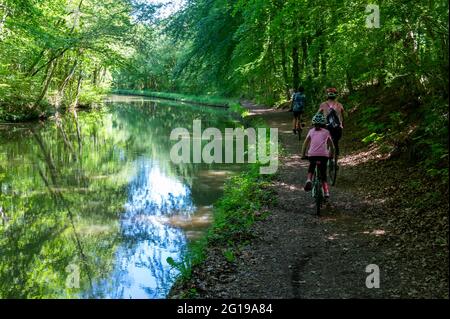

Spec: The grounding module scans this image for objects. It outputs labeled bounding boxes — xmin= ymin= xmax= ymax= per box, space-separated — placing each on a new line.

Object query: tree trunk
xmin=280 ymin=40 xmax=290 ymax=99
xmin=292 ymin=43 xmax=300 ymax=90
xmin=0 ymin=4 xmax=7 ymax=37
xmin=301 ymin=39 xmax=308 ymax=66
xmin=31 ymin=48 xmax=69 ymax=77
xmin=35 ymin=60 xmax=57 ymax=107
xmin=346 ymin=70 xmax=354 ymax=93
xmin=56 ymin=59 xmax=78 ymax=110
xmin=92 ymin=66 xmax=98 ymax=86
xmin=27 ymin=50 xmax=46 ymax=76
xmin=72 ymin=74 xmax=83 ymax=108
xmin=320 ymin=41 xmax=327 ymax=78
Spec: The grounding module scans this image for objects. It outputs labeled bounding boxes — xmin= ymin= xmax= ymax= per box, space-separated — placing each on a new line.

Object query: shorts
xmin=293 ymin=111 xmax=303 ymax=119
xmin=308 ymin=156 xmax=329 ymax=182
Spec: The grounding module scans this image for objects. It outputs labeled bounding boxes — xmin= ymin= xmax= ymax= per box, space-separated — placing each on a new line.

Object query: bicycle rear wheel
xmin=328 ymin=156 xmax=338 ymax=186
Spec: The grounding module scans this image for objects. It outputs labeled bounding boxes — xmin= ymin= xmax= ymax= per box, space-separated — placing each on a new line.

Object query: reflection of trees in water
xmin=0 ymin=110 xmax=125 ymax=298
xmin=0 ymin=113 xmax=85 ymax=297
xmin=138 ymin=244 xmax=183 ymax=298
xmin=0 ymin=98 xmax=238 ymax=298
xmin=121 ymin=158 xmax=195 ymax=241
xmin=87 ymin=158 xmax=194 ymax=298
xmin=31 ymin=113 xmax=95 ymax=293
xmin=86 ymin=238 xmax=185 ymax=299
xmin=111 ymin=99 xmax=237 ymax=182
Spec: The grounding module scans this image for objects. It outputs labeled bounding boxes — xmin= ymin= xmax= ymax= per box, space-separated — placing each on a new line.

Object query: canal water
xmin=0 ymin=95 xmax=242 ymax=298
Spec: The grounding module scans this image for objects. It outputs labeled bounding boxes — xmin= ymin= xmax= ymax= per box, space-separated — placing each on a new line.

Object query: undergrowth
xmin=344 ymin=85 xmax=448 ymax=183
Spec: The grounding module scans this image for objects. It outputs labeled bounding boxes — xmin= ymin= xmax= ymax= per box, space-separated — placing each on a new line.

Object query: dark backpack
xmin=327 ymin=107 xmax=341 ymax=130
xmin=292 ymin=93 xmax=306 ymax=112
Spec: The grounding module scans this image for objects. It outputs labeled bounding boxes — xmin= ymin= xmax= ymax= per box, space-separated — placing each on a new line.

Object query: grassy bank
xmin=168 ymin=163 xmax=276 ymax=298
xmin=1 ymin=89 xmax=237 ymax=123
xmin=112 ymin=89 xmax=238 ymax=108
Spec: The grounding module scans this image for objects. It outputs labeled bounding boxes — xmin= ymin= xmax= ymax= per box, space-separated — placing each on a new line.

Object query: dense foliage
xmin=160 ymin=0 xmax=447 ymax=102
xmin=0 ymin=0 xmax=160 ymax=121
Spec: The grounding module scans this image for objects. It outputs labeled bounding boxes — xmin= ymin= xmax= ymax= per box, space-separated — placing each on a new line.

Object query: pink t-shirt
xmin=307 ymin=128 xmax=332 ymax=157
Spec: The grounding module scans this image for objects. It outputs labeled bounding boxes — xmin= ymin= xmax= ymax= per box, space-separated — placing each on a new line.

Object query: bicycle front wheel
xmin=313 ymin=181 xmax=322 ymax=216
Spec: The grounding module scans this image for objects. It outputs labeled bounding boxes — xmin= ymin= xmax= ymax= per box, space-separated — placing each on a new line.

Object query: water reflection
xmin=87 ymin=158 xmax=193 ymax=298
xmin=0 ymin=96 xmax=240 ymax=299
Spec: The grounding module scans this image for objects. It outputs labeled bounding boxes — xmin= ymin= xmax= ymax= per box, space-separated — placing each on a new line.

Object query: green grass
xmin=229 ymin=102 xmax=250 ymax=117
xmin=112 ymin=89 xmax=238 ymax=107
xmin=207 ymin=164 xmax=275 ymax=245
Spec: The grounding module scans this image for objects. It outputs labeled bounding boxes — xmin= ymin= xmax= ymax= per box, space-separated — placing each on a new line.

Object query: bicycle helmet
xmin=312 ymin=112 xmax=326 ymax=126
xmin=326 ymin=87 xmax=338 ymax=99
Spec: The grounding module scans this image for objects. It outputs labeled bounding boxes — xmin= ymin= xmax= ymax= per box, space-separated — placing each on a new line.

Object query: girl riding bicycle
xmin=301 ymin=112 xmax=335 ymax=198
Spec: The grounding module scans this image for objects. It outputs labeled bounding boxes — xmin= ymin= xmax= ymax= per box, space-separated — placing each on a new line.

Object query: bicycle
xmin=302 ymin=156 xmax=326 ymax=216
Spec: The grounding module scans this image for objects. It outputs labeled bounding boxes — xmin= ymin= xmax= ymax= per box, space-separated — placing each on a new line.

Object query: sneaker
xmin=304 ymin=180 xmax=312 ymax=192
